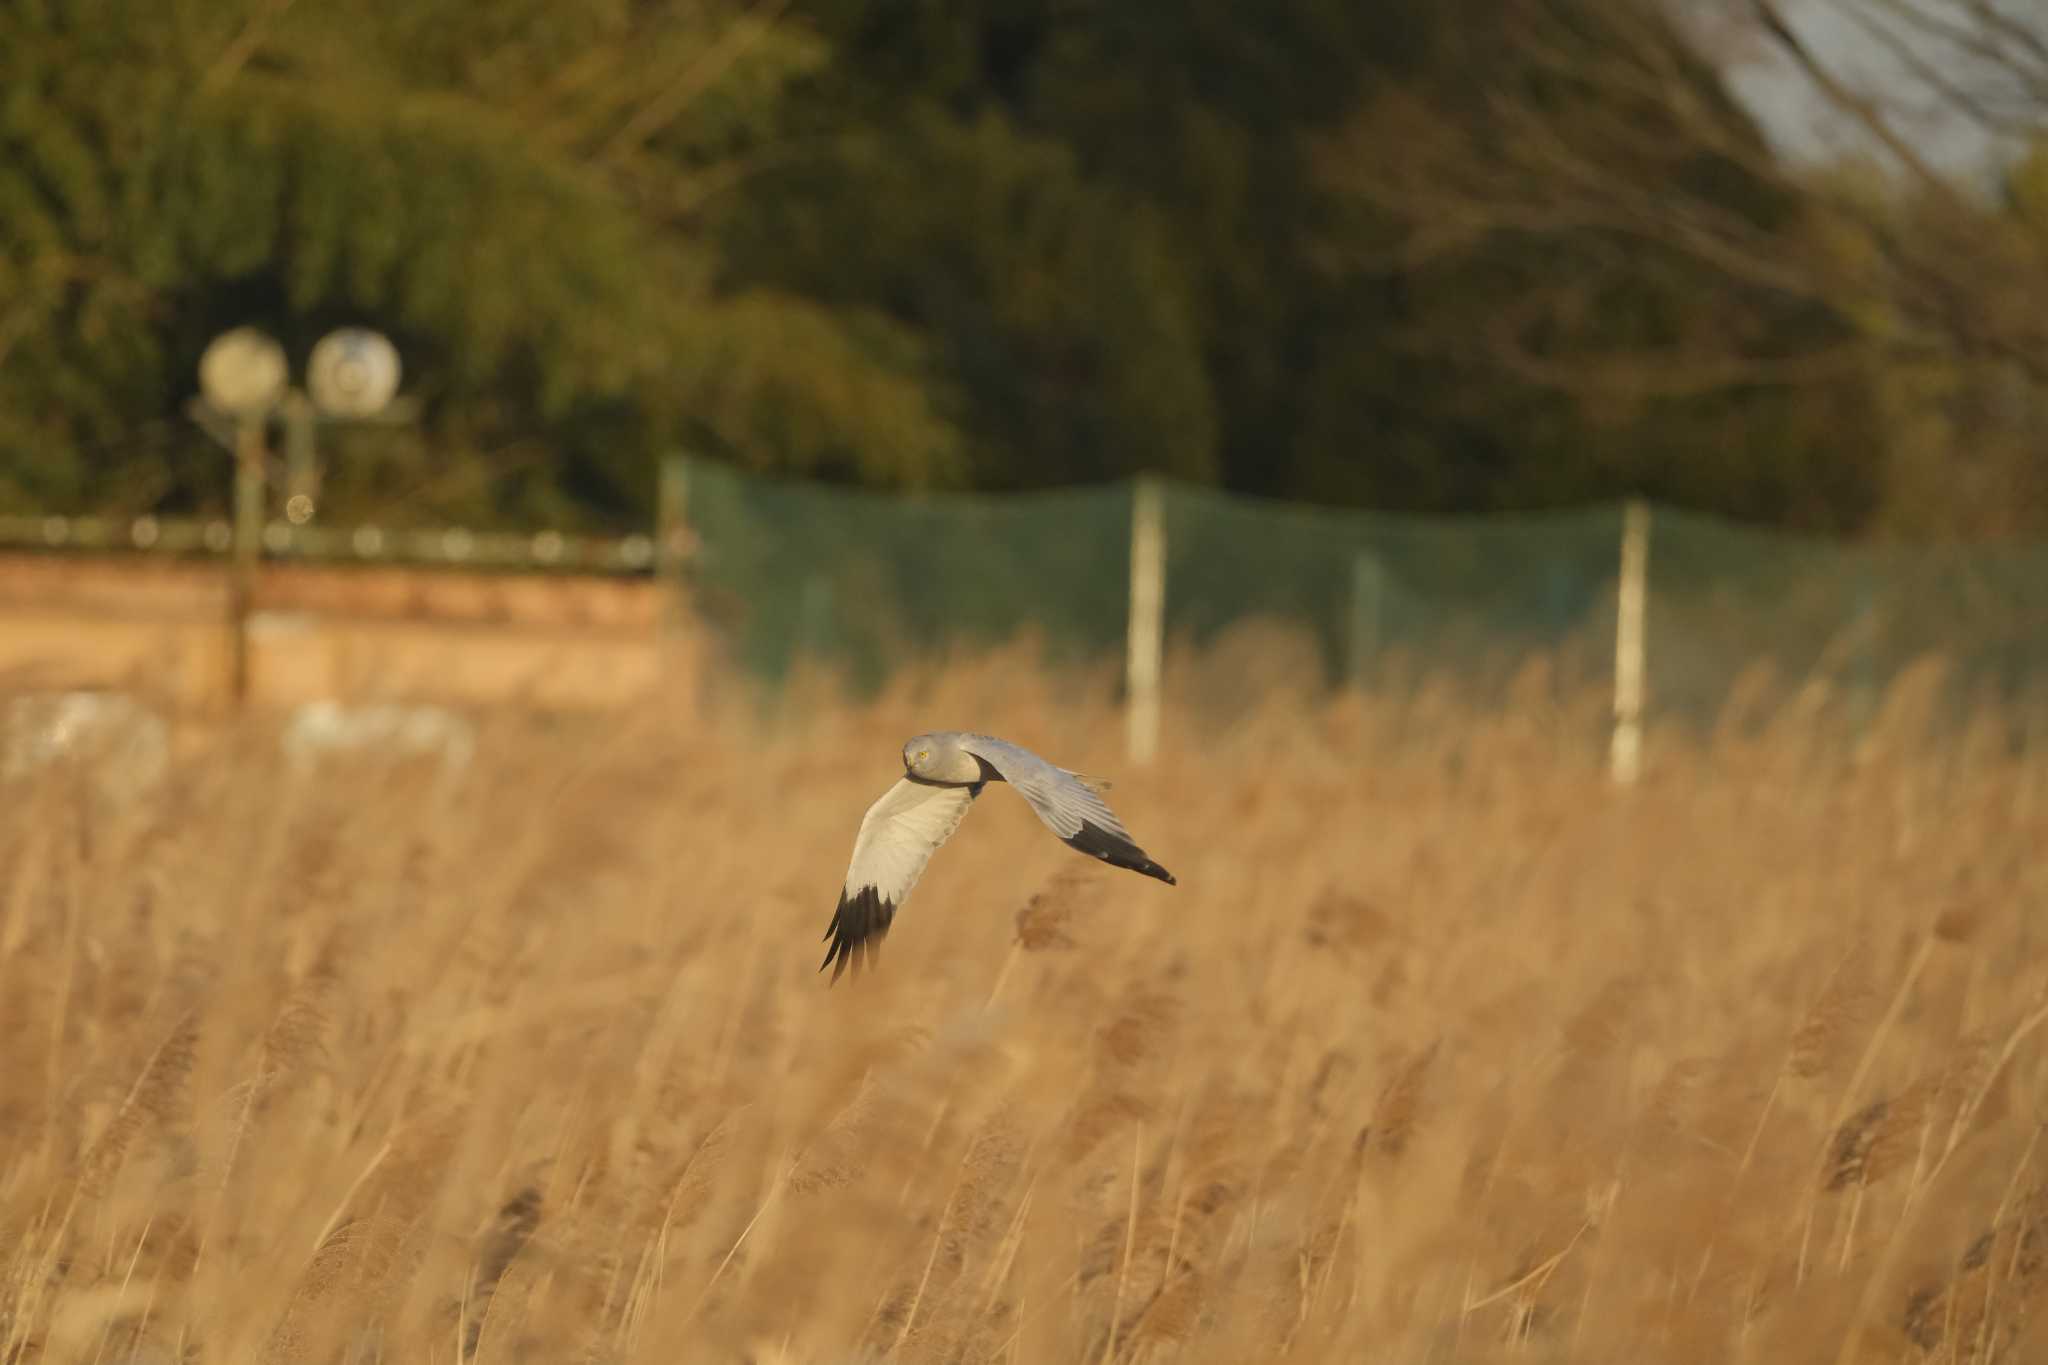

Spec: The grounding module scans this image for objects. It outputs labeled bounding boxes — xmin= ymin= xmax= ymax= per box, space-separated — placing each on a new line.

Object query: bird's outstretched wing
xmin=822 ymin=777 xmax=979 ymax=982
xmin=958 ymin=735 xmax=1176 ymax=885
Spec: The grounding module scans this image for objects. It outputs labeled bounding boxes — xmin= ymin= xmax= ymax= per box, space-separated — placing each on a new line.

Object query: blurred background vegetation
xmin=3 ymin=0 xmax=2044 ymax=537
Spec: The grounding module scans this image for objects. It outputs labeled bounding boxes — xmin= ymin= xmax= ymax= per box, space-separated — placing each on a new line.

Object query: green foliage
xmin=0 ymin=0 xmax=959 ymax=527
xmin=738 ymin=0 xmax=1897 ymax=529
xmin=0 ymin=0 xmax=2024 ymax=536
xmin=717 ymin=107 xmax=1215 ymax=488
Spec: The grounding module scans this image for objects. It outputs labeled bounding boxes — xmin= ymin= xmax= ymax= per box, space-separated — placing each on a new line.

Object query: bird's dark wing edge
xmin=1065 ymin=820 xmax=1176 ymax=886
xmin=820 ymin=884 xmax=895 ymax=983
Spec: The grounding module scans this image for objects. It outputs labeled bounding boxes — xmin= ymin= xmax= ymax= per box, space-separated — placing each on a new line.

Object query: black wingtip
xmin=819 ymin=885 xmax=895 ymax=984
xmin=1067 ymin=820 xmax=1177 ymax=887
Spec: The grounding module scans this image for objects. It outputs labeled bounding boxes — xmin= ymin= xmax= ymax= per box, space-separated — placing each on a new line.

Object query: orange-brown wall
xmin=0 ymin=552 xmax=688 ymax=711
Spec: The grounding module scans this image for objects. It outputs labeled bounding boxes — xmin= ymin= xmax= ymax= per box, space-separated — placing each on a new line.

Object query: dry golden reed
xmin=462 ymin=1183 xmax=542 ymax=1358
xmin=75 ymin=1010 xmax=199 ymax=1201
xmin=1011 ymin=863 xmax=1101 ymax=953
xmin=1789 ymin=943 xmax=1880 ymax=1083
xmin=1360 ymin=1039 xmax=1438 ymax=1162
xmin=1 ymin=656 xmax=2045 ymax=1363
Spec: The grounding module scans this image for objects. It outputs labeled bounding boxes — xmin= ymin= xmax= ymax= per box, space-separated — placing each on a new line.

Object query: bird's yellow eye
xmin=917 ymin=749 xmax=929 ymax=763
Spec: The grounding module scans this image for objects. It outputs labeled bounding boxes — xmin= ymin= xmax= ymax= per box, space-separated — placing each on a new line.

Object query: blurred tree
xmin=1301 ymin=0 xmax=1890 ymax=529
xmin=733 ymin=0 xmax=1397 ymax=493
xmin=716 ymin=105 xmax=1215 ymax=488
xmin=1860 ymin=144 xmax=2048 ymax=537
xmin=731 ymin=0 xmax=1896 ymax=527
xmin=2 ymin=0 xmax=2039 ymax=538
xmin=1317 ymin=0 xmax=2048 ymax=535
xmin=998 ymin=1 xmax=1436 ymax=497
xmin=0 ymin=0 xmax=965 ymax=527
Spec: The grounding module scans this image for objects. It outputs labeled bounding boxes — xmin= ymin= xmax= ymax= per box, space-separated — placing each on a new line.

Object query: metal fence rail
xmin=0 ymin=513 xmax=659 ymax=575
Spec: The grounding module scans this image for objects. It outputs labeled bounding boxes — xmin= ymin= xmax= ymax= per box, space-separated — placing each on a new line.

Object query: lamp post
xmin=192 ymin=325 xmax=411 ymax=705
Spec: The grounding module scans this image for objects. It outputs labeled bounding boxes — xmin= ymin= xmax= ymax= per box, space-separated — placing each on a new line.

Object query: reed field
xmin=2 ymin=648 xmax=2046 ymax=1364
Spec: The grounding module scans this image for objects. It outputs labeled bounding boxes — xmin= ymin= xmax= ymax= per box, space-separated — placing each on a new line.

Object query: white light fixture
xmin=307 ymin=327 xmax=402 ymax=418
xmin=191 ymin=321 xmax=414 ymax=703
xmin=198 ymin=327 xmax=289 ymax=418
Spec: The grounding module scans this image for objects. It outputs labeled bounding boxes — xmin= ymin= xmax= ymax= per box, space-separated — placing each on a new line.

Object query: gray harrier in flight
xmin=822 ymin=732 xmax=1176 ymax=981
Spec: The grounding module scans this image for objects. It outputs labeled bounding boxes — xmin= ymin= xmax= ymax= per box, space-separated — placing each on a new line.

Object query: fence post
xmin=227 ymin=413 xmax=267 ymax=705
xmin=282 ymin=391 xmax=319 ymax=523
xmin=1609 ymin=499 xmax=1651 ymax=786
xmin=656 ymin=454 xmax=692 ymax=637
xmin=1126 ymin=477 xmax=1166 ymax=765
xmin=1347 ymin=553 xmax=1384 ymax=689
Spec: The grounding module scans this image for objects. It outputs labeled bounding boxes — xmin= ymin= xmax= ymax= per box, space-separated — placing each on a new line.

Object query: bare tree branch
xmin=603 ymin=0 xmax=793 ymax=164
xmin=200 ymin=0 xmax=296 ymax=94
xmin=1476 ymin=328 xmax=1880 ymax=397
xmin=1859 ymin=0 xmax=2048 ymax=97
xmin=1745 ymin=0 xmax=1964 ymax=192
xmin=1955 ymin=0 xmax=2048 ymax=71
xmin=1843 ymin=2 xmax=2040 ymax=134
xmin=1317 ymin=0 xmax=2048 ymax=403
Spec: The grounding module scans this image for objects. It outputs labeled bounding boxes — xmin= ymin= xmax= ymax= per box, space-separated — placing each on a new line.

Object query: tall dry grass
xmin=1 ymin=647 xmax=2046 ymax=1363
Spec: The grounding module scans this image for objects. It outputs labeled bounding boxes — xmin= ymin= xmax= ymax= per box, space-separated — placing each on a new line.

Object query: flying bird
xmin=821 ymin=732 xmax=1175 ymax=981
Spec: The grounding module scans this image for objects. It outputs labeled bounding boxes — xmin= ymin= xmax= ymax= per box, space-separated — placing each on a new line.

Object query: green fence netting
xmin=1648 ymin=507 xmax=2048 ymax=739
xmin=682 ymin=459 xmax=1132 ymax=690
xmin=683 ymin=459 xmax=1625 ymax=705
xmin=1158 ymin=482 xmax=1622 ymax=691
xmin=682 ymin=458 xmax=2048 ymax=739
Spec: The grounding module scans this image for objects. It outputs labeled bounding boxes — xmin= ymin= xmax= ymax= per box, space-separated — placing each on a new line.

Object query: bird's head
xmin=902 ymin=735 xmax=936 ymax=777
